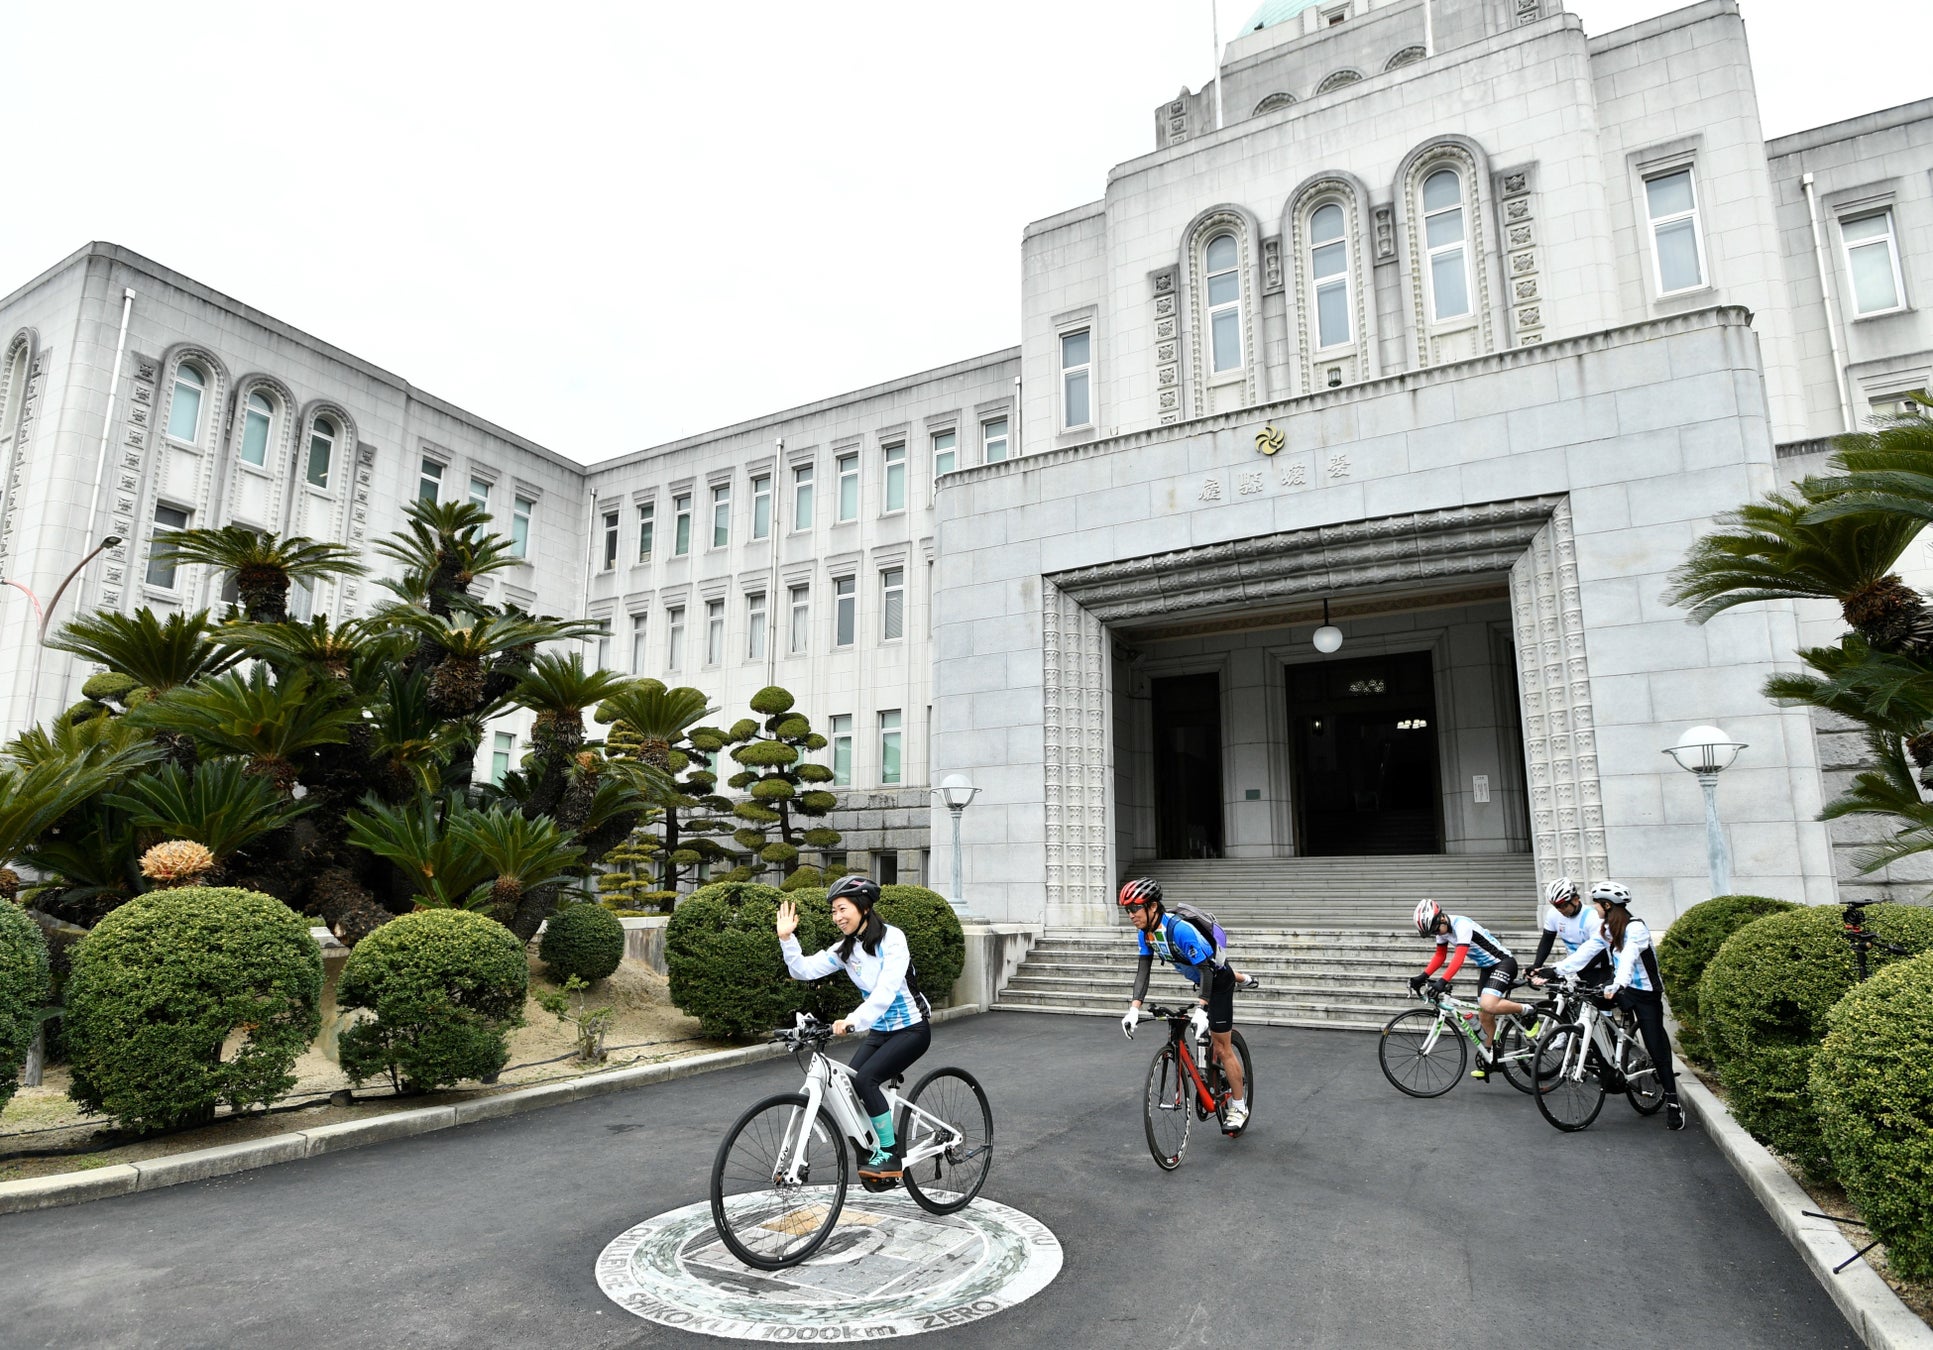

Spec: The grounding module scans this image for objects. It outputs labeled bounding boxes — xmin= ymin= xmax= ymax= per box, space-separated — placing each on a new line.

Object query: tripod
xmin=1841 ymin=899 xmax=1907 ymax=983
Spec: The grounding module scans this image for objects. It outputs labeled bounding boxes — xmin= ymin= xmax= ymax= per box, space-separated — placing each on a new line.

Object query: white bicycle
xmin=1532 ymin=978 xmax=1665 ymax=1131
xmin=707 ymin=1014 xmax=995 ymax=1269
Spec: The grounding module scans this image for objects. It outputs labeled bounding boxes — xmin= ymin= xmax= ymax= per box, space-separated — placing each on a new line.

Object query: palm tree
xmin=1666 ymin=478 xmax=1925 ymax=647
xmin=390 ymin=611 xmax=580 ymax=716
xmin=47 ymin=608 xmax=239 ymax=692
xmin=133 ymin=666 xmax=360 ymax=790
xmin=343 ymin=795 xmax=491 ymax=909
xmin=516 ymin=652 xmax=634 ymax=763
xmin=374 ymin=500 xmax=522 ymax=616
xmin=448 ymin=808 xmax=585 ymax=923
xmin=220 ymin=615 xmax=378 ymax=683
xmin=107 ymin=760 xmax=314 ymax=863
xmin=596 ymin=680 xmax=714 ymax=772
xmin=155 ymin=526 xmax=366 ymax=623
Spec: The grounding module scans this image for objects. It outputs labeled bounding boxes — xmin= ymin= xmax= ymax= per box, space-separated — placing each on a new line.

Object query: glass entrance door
xmin=1289 ymin=651 xmax=1441 ymax=856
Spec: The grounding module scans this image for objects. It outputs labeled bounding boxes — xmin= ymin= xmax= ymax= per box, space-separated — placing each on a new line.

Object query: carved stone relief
xmin=1494 ymin=166 xmax=1544 ymax=348
xmin=1042 ymin=580 xmax=1113 ymax=926
xmin=1151 ymin=266 xmax=1183 ymax=425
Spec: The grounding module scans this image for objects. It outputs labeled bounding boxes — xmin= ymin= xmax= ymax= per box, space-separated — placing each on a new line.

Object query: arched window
xmin=1310 ymin=203 xmax=1352 ymax=348
xmin=239 ymin=390 xmax=275 ymax=467
xmin=305 ymin=415 xmax=336 ymax=489
xmin=1315 ymin=70 xmax=1362 ymax=94
xmin=1205 ymin=233 xmax=1243 ymax=373
xmin=1253 ymin=92 xmax=1296 ymax=115
xmin=0 ymin=342 xmax=26 ymax=452
xmin=1422 ymin=168 xmax=1471 ymax=321
xmin=166 ymin=363 xmax=205 ymax=443
xmin=1385 ymin=46 xmax=1426 ymax=71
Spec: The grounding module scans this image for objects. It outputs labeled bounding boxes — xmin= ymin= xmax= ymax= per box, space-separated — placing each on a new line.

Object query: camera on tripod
xmin=1840 ymin=898 xmax=1907 ymax=978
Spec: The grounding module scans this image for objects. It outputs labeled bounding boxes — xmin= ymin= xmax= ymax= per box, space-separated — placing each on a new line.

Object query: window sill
xmin=235 ymin=460 xmax=273 ymax=478
xmin=1649 ymin=285 xmax=1714 ymax=316
xmin=1851 ymin=305 xmax=1913 ymax=323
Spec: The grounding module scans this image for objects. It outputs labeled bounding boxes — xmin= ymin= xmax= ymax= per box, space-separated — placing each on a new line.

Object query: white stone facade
xmin=3 ymin=0 xmax=1929 ymax=925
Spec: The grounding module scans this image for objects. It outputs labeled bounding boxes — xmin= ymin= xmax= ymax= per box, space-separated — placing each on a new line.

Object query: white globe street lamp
xmin=1313 ymin=598 xmax=1343 ymax=654
xmin=1663 ymin=724 xmax=1748 ymax=897
xmin=931 ymin=772 xmax=981 ymax=918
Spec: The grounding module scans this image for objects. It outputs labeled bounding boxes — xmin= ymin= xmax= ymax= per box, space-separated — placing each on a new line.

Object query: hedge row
xmin=1657 ymin=894 xmax=1798 ymax=1064
xmin=0 ymin=901 xmax=53 ymax=1115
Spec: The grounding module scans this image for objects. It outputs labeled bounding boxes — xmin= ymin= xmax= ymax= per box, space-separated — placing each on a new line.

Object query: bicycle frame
xmin=1414 ymin=988 xmax=1541 ymax=1069
xmin=1544 ymin=995 xmax=1654 ymax=1087
xmin=774 ymin=1044 xmax=964 ymax=1186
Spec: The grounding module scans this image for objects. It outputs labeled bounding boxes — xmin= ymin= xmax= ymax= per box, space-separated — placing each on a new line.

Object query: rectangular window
xmin=1422 ymin=169 xmax=1471 ymax=321
xmin=883 ymin=442 xmax=906 ymax=513
xmin=602 ymin=510 xmax=619 ymax=572
xmin=288 ymin=577 xmax=314 ymax=622
xmin=418 ymin=458 xmax=443 ymax=503
xmin=835 ymin=575 xmax=856 ymax=647
xmin=932 ymin=429 xmax=956 ymax=484
xmin=490 ymin=731 xmax=514 ymax=786
xmin=673 ymin=493 xmax=692 ymax=555
xmin=305 ymin=428 xmax=333 ymax=488
xmin=630 ymin=612 xmax=648 ymax=672
xmin=666 ymin=606 xmax=685 ymax=672
xmin=793 ymin=464 xmax=814 ymax=530
xmin=469 ymin=477 xmax=490 ymax=510
xmin=836 ymin=452 xmax=859 ymax=522
xmin=1842 ymin=211 xmax=1904 ymax=316
xmin=1645 ymin=168 xmax=1705 ymax=294
xmin=705 ymin=598 xmax=725 ymax=665
xmin=1061 ymin=330 xmax=1092 ymax=428
xmin=594 ymin=618 xmax=612 ymax=670
xmin=751 ymin=473 xmax=772 ymax=539
xmin=789 ymin=584 xmax=810 ymax=654
xmin=711 ymin=482 xmax=731 ymax=548
xmin=747 ymin=592 xmax=767 ymax=662
xmin=982 ymin=418 xmax=1009 ymax=464
xmin=146 ymin=503 xmax=190 ymax=589
xmin=876 ymin=853 xmax=899 ymax=885
xmin=636 ymin=500 xmax=654 ymax=562
xmin=511 ymin=495 xmax=534 ymax=559
xmin=881 ymin=567 xmax=904 ymax=641
xmin=166 ymin=369 xmax=203 ymax=443
xmin=879 ymin=709 xmax=902 ymax=786
xmin=830 ymin=714 xmax=853 ymax=787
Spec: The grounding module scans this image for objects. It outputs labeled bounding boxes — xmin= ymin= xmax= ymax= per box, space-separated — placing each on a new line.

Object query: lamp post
xmin=931 ymin=772 xmax=981 ymax=919
xmin=3 ymin=534 xmax=124 ymax=733
xmin=1313 ymin=598 xmax=1343 ymax=654
xmin=1664 ymin=724 xmax=1747 ymax=897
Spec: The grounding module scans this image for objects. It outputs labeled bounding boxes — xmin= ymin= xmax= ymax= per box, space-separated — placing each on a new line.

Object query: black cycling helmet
xmin=828 ymin=875 xmax=881 ymax=909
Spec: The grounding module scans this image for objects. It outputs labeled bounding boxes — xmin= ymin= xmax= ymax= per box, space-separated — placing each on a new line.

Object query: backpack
xmin=1163 ymin=903 xmax=1230 ymax=968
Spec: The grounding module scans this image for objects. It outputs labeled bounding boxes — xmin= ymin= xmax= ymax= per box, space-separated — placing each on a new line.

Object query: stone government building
xmin=3 ymin=0 xmax=1929 ymax=944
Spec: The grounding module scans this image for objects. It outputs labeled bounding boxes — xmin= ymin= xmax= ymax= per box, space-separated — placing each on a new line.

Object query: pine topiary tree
xmin=726 ymin=686 xmax=842 ymax=886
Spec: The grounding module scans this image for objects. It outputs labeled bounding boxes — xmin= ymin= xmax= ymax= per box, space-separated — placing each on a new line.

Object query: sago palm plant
xmin=134 ymin=666 xmax=360 ymax=790
xmin=375 ymin=500 xmax=523 ymax=616
xmin=448 ymin=808 xmax=585 ymax=921
xmin=596 ymin=679 xmax=714 ymax=772
xmin=155 ymin=526 xmax=366 ymax=623
xmin=48 ymin=608 xmax=239 ymax=692
xmin=107 ymin=760 xmax=314 ymax=863
xmin=342 ymin=795 xmax=492 ymax=909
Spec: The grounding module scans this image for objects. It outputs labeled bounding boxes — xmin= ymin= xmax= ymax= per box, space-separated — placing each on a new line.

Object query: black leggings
xmin=1613 ymin=988 xmax=1677 ymax=1097
xmin=848 ymin=1021 xmax=930 ymax=1117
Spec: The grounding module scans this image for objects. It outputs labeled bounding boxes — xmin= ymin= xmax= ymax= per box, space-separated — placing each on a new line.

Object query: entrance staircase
xmin=992 ymin=854 xmax=1540 ymax=1032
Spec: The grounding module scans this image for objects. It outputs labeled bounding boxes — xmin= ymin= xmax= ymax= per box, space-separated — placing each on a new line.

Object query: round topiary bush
xmin=336 ymin=909 xmax=528 ymax=1092
xmin=0 ymin=901 xmax=53 ymax=1115
xmin=666 ymin=881 xmax=839 ymax=1039
xmin=64 ymin=887 xmax=322 ymax=1131
xmin=539 ymin=902 xmax=627 ymax=983
xmin=1810 ymin=950 xmax=1933 ymax=1279
xmin=784 ymin=885 xmax=965 ymax=1023
xmin=1659 ymin=894 xmax=1799 ymax=1064
xmin=1701 ymin=902 xmax=1933 ymax=1179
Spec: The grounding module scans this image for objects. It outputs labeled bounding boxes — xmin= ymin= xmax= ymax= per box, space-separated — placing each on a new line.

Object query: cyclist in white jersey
xmin=1529 ymin=876 xmax=1613 ymax=984
xmin=1410 ymin=899 xmax=1540 ymax=1081
xmin=775 ymin=875 xmax=932 ymax=1179
xmin=1532 ymin=880 xmax=1686 ymax=1131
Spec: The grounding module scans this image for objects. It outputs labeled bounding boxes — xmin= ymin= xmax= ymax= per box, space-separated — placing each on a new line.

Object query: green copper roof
xmin=1241 ymin=0 xmax=1324 ymax=33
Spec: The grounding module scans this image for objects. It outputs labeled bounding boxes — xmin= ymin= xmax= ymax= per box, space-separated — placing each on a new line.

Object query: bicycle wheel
xmin=1143 ymin=1043 xmax=1193 ymax=1170
xmin=1494 ymin=1019 xmax=1540 ymax=1096
xmin=1533 ymin=1028 xmax=1606 ymax=1132
xmin=1378 ymin=1008 xmax=1465 ymax=1098
xmin=901 ymin=1067 xmax=994 ymax=1215
xmin=709 ymin=1092 xmax=847 ymax=1270
xmin=1623 ymin=1040 xmax=1665 ymax=1115
xmin=1212 ymin=1030 xmax=1255 ymax=1135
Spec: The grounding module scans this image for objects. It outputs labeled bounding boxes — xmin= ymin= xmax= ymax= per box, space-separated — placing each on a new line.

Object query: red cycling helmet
xmin=1118 ymin=878 xmax=1162 ymax=908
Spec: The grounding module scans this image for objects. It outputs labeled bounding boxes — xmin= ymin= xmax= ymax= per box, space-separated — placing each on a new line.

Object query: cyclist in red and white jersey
xmin=1409 ymin=898 xmax=1540 ymax=1081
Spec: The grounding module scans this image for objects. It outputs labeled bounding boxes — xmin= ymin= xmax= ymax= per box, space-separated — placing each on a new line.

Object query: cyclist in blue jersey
xmin=1532 ymin=881 xmax=1686 ymax=1130
xmin=775 ymin=875 xmax=931 ymax=1180
xmin=1410 ymin=898 xmax=1540 ymax=1081
xmin=1116 ymin=878 xmax=1249 ymax=1132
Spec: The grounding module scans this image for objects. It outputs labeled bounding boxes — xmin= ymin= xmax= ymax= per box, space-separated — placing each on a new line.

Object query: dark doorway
xmin=1289 ymin=651 xmax=1441 ymax=855
xmin=1152 ymin=672 xmax=1224 ymax=858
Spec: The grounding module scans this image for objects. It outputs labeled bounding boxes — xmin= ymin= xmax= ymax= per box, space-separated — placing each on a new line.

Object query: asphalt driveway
xmin=0 ymin=1012 xmax=1854 ymax=1349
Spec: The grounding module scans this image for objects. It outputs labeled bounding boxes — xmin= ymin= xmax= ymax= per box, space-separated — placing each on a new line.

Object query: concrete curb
xmin=0 ymin=1004 xmax=983 ymax=1218
xmin=1677 ymin=1061 xmax=1933 ymax=1350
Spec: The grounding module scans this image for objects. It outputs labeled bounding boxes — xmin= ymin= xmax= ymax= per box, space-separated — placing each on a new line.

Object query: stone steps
xmin=1117 ymin=854 xmax=1542 ymax=931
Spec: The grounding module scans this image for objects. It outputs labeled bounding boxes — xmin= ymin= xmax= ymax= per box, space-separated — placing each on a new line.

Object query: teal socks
xmin=868 ymin=1112 xmax=896 ymax=1164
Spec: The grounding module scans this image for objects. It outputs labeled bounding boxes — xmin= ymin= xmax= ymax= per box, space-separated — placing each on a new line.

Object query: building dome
xmin=1241 ymin=0 xmax=1324 ymax=33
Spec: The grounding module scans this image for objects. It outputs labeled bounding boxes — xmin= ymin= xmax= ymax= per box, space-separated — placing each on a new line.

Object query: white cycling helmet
xmin=1414 ymin=898 xmax=1443 ymax=937
xmin=1546 ymin=876 xmax=1581 ymax=906
xmin=1589 ymin=880 xmax=1633 ymax=907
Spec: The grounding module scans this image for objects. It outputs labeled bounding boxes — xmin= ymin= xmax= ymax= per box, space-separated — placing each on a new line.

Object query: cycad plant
xmin=134 ymin=667 xmax=360 ymax=791
xmin=155 ymin=526 xmax=366 ymax=623
xmin=48 ymin=608 xmax=239 ymax=692
xmin=375 ymin=500 xmax=522 ymax=616
xmin=108 ymin=760 xmax=313 ymax=865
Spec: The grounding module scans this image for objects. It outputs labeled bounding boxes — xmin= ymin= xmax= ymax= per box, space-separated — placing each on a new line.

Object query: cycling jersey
xmin=1129 ymin=914 xmax=1219 ymax=1005
xmin=780 ymin=925 xmax=930 ymax=1032
xmin=1556 ymin=916 xmax=1661 ymax=994
xmin=1531 ymin=902 xmax=1604 ymax=970
xmin=1422 ymin=914 xmax=1513 ymax=982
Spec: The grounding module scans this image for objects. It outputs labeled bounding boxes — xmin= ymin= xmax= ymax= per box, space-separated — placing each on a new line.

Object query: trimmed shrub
xmin=1658 ymin=894 xmax=1799 ymax=1063
xmin=539 ymin=902 xmax=627 ymax=983
xmin=1701 ymin=902 xmax=1933 ymax=1179
xmin=64 ymin=887 xmax=322 ymax=1131
xmin=783 ymin=885 xmax=965 ymax=1022
xmin=0 ymin=901 xmax=53 ymax=1114
xmin=666 ymin=882 xmax=840 ymax=1039
xmin=336 ymin=910 xmax=527 ymax=1091
xmin=1811 ymin=951 xmax=1933 ymax=1279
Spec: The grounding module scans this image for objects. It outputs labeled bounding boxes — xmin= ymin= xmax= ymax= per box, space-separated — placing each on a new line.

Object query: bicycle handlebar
xmin=772 ymin=1014 xmax=836 ymax=1048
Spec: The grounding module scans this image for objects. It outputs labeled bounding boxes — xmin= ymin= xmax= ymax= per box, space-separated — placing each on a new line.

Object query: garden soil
xmin=0 ymin=955 xmax=729 ymax=1183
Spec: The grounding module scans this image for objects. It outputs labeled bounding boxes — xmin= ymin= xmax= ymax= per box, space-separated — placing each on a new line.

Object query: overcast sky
xmin=2 ymin=1 xmax=1924 ymax=464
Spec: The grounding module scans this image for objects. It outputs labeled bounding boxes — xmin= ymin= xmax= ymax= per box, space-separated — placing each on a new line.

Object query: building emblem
xmin=1255 ymin=424 xmax=1286 ymax=456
